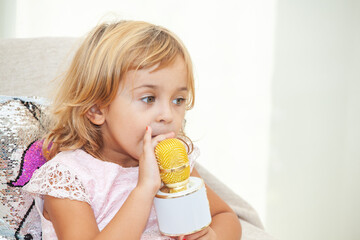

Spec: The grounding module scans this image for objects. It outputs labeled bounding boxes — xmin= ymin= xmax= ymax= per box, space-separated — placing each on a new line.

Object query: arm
xmin=179 ymin=168 xmax=242 ymax=240
xmin=44 ymin=127 xmax=175 ymax=240
xmin=44 ymin=188 xmax=152 ymax=240
xmin=44 ymin=187 xmax=155 ymax=240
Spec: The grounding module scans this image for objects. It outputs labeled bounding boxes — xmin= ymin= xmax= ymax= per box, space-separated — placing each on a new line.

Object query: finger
xmin=185 ymin=228 xmax=208 ymax=240
xmin=143 ymin=126 xmax=152 ymax=148
xmin=140 ymin=126 xmax=155 ymax=161
xmin=177 ymin=235 xmax=185 ymax=240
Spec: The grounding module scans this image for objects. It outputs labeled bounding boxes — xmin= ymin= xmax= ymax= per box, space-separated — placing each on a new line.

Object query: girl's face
xmin=99 ymin=55 xmax=188 ymax=166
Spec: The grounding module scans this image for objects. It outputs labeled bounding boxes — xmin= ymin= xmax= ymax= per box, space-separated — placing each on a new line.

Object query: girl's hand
xmin=137 ymin=126 xmax=175 ymax=196
xmin=178 ymin=227 xmax=217 ymax=240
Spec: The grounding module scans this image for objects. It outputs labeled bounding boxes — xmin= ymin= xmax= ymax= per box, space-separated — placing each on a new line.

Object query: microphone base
xmin=154 ymin=177 xmax=212 ymax=237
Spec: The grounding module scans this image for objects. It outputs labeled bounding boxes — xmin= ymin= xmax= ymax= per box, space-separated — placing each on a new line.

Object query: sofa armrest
xmin=197 ymin=164 xmax=277 ymax=240
xmin=196 ymin=164 xmax=264 ymax=229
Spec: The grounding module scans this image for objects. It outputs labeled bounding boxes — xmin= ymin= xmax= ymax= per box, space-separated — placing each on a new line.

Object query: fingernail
xmin=146 ymin=126 xmax=149 ymax=131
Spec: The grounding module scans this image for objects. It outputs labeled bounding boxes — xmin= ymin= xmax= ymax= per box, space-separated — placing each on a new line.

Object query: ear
xmin=86 ymin=105 xmax=105 ymax=125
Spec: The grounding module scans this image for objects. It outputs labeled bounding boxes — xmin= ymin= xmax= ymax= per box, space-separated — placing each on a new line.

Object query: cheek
xmin=175 ymin=111 xmax=186 ymax=132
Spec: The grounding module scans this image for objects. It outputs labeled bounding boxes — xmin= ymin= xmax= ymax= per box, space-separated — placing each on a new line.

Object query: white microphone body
xmin=154 ymin=139 xmax=212 ymax=236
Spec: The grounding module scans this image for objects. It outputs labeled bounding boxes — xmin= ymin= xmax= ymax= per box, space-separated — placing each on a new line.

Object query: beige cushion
xmin=0 ymin=38 xmax=80 ymax=97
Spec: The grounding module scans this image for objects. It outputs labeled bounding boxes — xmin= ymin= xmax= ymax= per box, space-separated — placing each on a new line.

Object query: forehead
xmin=121 ymin=55 xmax=188 ymax=90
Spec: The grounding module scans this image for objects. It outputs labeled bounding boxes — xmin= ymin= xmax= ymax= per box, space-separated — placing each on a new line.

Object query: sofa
xmin=0 ymin=38 xmax=276 ymax=240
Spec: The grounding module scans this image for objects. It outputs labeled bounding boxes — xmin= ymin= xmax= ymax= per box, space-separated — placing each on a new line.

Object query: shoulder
xmin=46 ymin=149 xmax=111 ymax=175
xmin=50 ymin=149 xmax=95 ymax=166
xmin=22 ymin=149 xmax=96 ymax=204
xmin=26 ymin=149 xmax=96 ymax=183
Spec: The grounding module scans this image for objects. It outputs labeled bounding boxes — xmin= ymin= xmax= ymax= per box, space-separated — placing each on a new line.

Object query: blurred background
xmin=1 ymin=0 xmax=359 ymax=239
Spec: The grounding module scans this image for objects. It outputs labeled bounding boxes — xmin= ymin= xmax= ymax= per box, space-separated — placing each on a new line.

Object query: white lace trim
xmin=23 ymin=162 xmax=91 ymax=204
xmin=188 ymin=145 xmax=200 ymax=171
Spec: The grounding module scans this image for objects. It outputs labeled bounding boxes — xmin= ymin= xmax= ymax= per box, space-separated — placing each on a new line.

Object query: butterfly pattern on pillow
xmin=1 ymin=97 xmax=48 ymax=240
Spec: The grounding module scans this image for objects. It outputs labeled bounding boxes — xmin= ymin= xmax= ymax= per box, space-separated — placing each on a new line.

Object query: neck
xmin=99 ymin=146 xmax=139 ymax=168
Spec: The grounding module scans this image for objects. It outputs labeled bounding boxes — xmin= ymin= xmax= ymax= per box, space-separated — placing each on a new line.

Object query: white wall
xmin=0 ymin=0 xmax=16 ymax=38
xmin=267 ymin=0 xmax=360 ymax=239
xmin=7 ymin=0 xmax=276 ymax=226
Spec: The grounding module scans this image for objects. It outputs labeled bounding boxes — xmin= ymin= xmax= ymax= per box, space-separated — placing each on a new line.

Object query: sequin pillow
xmin=0 ymin=96 xmax=48 ymax=240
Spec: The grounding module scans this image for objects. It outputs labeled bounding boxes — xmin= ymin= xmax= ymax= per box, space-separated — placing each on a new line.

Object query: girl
xmin=24 ymin=20 xmax=241 ymax=240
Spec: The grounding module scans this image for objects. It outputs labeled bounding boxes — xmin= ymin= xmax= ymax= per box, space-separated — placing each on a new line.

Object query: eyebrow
xmin=133 ymin=84 xmax=188 ymax=91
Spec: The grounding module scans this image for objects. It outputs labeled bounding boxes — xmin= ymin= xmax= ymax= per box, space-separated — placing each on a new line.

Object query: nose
xmin=156 ymin=102 xmax=173 ymax=124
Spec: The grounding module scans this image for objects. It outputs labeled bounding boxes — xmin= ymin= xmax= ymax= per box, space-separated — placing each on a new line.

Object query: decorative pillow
xmin=0 ymin=96 xmax=48 ymax=240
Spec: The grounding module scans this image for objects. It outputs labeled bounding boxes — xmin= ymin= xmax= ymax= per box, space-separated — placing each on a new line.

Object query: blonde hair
xmin=43 ymin=20 xmax=195 ymax=160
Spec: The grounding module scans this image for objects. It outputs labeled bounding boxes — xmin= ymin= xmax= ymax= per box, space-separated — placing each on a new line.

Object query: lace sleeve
xmin=188 ymin=145 xmax=200 ymax=172
xmin=23 ymin=161 xmax=91 ymax=204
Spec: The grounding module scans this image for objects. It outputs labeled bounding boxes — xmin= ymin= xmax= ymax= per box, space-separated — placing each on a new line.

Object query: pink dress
xmin=23 ymin=148 xmax=198 ymax=239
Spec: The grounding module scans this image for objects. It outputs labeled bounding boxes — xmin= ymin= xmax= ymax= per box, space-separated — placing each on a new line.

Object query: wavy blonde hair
xmin=43 ymin=20 xmax=195 ymax=160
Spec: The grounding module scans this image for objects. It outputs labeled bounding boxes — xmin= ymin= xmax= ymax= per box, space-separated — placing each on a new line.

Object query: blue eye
xmin=173 ymin=98 xmax=186 ymax=105
xmin=141 ymin=96 xmax=156 ymax=104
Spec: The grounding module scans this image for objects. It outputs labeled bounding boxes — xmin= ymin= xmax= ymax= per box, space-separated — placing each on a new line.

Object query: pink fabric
xmin=23 ymin=149 xmax=197 ymax=239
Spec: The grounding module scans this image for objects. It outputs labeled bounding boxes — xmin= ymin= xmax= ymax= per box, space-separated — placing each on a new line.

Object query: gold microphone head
xmin=155 ymin=138 xmax=190 ymax=193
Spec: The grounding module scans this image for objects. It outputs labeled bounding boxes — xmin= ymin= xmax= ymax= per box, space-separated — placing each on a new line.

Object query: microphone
xmin=155 ymin=138 xmax=190 ymax=193
xmin=154 ymin=138 xmax=212 ymax=236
